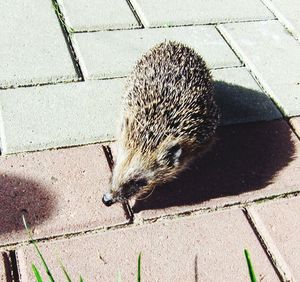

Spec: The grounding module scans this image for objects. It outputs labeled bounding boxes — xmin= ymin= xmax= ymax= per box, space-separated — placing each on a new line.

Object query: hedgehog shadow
xmin=0 ymin=174 xmax=55 ymax=239
xmin=133 ymin=82 xmax=295 ymax=212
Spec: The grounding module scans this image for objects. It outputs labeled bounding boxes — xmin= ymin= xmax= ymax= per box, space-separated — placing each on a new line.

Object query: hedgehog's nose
xmin=102 ymin=193 xmax=114 ymax=207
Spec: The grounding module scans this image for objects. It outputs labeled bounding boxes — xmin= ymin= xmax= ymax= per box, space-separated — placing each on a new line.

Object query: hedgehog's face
xmin=102 ymin=140 xmax=184 ymax=207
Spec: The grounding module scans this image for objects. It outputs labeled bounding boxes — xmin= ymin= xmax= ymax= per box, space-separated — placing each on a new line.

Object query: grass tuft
xmin=23 ymin=215 xmax=55 ymax=282
xmin=137 ymin=253 xmax=141 ymax=282
xmin=244 ymin=249 xmax=257 ymax=282
xmin=32 ymin=263 xmax=43 ymax=282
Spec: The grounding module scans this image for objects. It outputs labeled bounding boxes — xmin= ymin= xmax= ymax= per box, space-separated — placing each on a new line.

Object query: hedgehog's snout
xmin=102 ymin=192 xmax=115 ymax=207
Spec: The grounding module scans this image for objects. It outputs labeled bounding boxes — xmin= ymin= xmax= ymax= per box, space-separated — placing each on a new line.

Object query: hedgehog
xmin=102 ymin=41 xmax=220 ymax=207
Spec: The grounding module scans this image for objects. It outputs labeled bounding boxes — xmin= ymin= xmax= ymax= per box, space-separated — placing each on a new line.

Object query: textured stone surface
xmin=250 ymin=197 xmax=300 ymax=280
xmin=59 ymin=0 xmax=139 ymax=32
xmin=131 ymin=0 xmax=274 ymax=27
xmin=0 ymin=79 xmax=124 ymax=154
xmin=219 ymin=21 xmax=300 ymax=117
xmin=74 ymin=26 xmax=241 ymax=79
xmin=0 ymin=144 xmax=125 ymax=246
xmin=212 ymin=67 xmax=282 ymax=125
xmin=0 ymin=0 xmax=78 ymax=88
xmin=16 ymin=209 xmax=279 ymax=281
xmin=0 ymin=254 xmax=5 ymax=282
xmin=290 ymin=117 xmax=300 ymax=138
xmin=262 ymin=0 xmax=300 ymax=40
xmin=114 ymin=121 xmax=300 ymax=219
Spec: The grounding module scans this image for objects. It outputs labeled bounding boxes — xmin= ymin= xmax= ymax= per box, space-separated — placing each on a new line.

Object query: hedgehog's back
xmin=123 ymin=41 xmax=220 ymax=152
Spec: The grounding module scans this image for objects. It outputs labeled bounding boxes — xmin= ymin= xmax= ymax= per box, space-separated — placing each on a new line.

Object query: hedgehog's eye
xmin=158 ymin=142 xmax=182 ymax=167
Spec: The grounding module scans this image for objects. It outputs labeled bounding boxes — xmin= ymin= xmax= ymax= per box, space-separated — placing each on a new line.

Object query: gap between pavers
xmin=0 ymin=143 xmax=127 ymax=247
xmin=73 ymin=25 xmax=241 ymax=80
xmin=16 ymin=208 xmax=280 ymax=281
xmin=218 ymin=20 xmax=300 ymax=117
xmin=130 ymin=0 xmax=275 ymax=27
xmin=110 ymin=120 xmax=300 ymax=220
xmin=0 ymin=0 xmax=78 ymax=89
xmin=245 ymin=197 xmax=300 ymax=281
xmin=261 ymin=0 xmax=300 ymax=41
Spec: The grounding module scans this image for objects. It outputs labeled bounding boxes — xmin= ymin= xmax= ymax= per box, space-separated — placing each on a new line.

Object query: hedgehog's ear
xmin=158 ymin=142 xmax=182 ymax=167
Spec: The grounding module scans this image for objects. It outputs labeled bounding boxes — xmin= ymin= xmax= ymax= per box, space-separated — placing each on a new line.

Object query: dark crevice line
xmin=51 ymin=0 xmax=85 ymax=81
xmin=2 ymin=251 xmax=20 ymax=282
xmin=0 ymin=78 xmax=80 ymax=91
xmin=259 ymin=0 xmax=300 ymax=43
xmin=126 ymin=0 xmax=145 ymax=28
xmin=9 ymin=251 xmax=20 ymax=282
xmin=243 ymin=208 xmax=291 ymax=282
xmin=2 ymin=252 xmax=14 ymax=282
xmin=215 ymin=26 xmax=244 ymax=66
xmin=102 ymin=145 xmax=114 ymax=172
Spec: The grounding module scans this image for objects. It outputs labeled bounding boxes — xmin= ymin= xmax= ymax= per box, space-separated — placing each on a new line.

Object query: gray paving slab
xmin=16 ymin=209 xmax=280 ymax=281
xmin=0 ymin=0 xmax=78 ymax=89
xmin=262 ymin=0 xmax=300 ymax=40
xmin=58 ymin=0 xmax=139 ymax=32
xmin=73 ymin=26 xmax=241 ymax=80
xmin=248 ymin=197 xmax=300 ymax=280
xmin=219 ymin=21 xmax=300 ymax=117
xmin=212 ymin=67 xmax=282 ymax=125
xmin=0 ymin=80 xmax=123 ymax=154
xmin=131 ymin=0 xmax=274 ymax=27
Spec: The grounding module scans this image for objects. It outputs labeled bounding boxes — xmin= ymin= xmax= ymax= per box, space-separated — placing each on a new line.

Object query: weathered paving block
xmin=0 ymin=143 xmax=126 ymax=246
xmin=0 ymin=0 xmax=78 ymax=89
xmin=131 ymin=0 xmax=274 ymax=27
xmin=16 ymin=209 xmax=280 ymax=281
xmin=212 ymin=67 xmax=282 ymax=125
xmin=219 ymin=21 xmax=300 ymax=117
xmin=0 ymin=79 xmax=124 ymax=154
xmin=73 ymin=26 xmax=241 ymax=79
xmin=248 ymin=197 xmax=300 ymax=280
xmin=0 ymin=254 xmax=6 ymax=282
xmin=261 ymin=0 xmax=300 ymax=40
xmin=290 ymin=117 xmax=300 ymax=138
xmin=120 ymin=121 xmax=300 ymax=220
xmin=58 ymin=0 xmax=139 ymax=32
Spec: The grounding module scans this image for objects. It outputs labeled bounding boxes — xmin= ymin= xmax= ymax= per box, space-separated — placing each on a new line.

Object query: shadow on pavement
xmin=132 ymin=82 xmax=295 ymax=213
xmin=0 ymin=174 xmax=54 ymax=236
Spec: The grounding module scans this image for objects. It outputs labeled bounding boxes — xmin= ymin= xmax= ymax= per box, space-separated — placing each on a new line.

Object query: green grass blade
xmin=244 ymin=249 xmax=257 ymax=282
xmin=137 ymin=253 xmax=141 ymax=282
xmin=32 ymin=263 xmax=43 ymax=282
xmin=60 ymin=262 xmax=72 ymax=282
xmin=22 ymin=215 xmax=55 ymax=282
xmin=79 ymin=275 xmax=84 ymax=282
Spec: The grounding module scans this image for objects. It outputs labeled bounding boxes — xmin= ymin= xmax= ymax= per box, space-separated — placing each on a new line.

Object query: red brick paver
xmin=0 ymin=144 xmax=125 ymax=246
xmin=247 ymin=197 xmax=300 ymax=281
xmin=17 ymin=209 xmax=279 ymax=281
